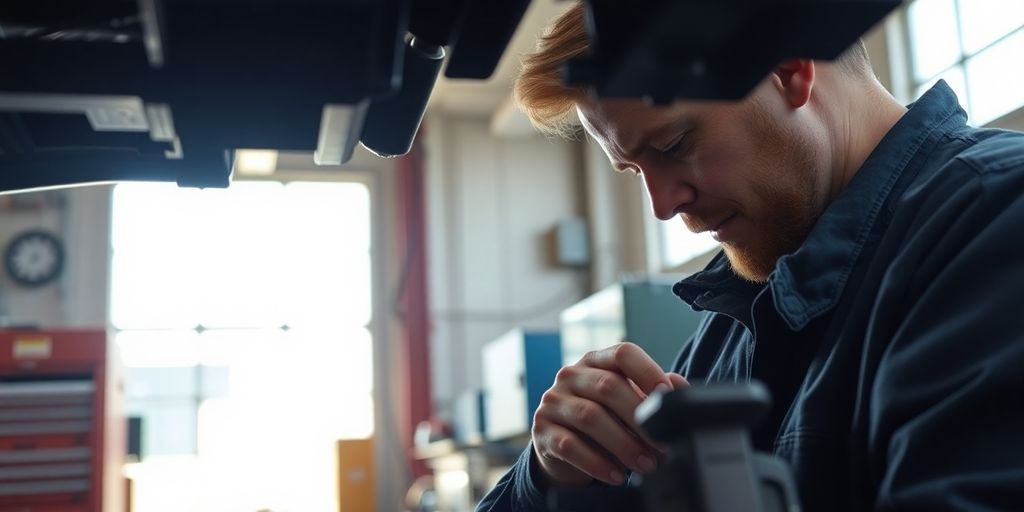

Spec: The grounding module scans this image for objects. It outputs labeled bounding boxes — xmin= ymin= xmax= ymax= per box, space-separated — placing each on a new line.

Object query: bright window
xmin=111 ymin=180 xmax=374 ymax=512
xmin=906 ymin=0 xmax=1024 ymax=125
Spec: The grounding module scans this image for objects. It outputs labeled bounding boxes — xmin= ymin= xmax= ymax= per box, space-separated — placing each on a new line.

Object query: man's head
xmin=515 ymin=3 xmax=883 ymax=283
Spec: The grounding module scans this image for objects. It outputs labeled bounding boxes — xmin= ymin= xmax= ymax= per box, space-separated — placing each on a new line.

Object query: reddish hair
xmin=514 ymin=2 xmax=871 ymax=137
xmin=513 ymin=3 xmax=590 ymax=137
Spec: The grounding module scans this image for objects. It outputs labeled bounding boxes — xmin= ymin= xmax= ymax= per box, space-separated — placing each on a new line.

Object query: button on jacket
xmin=476 ymin=81 xmax=1024 ymax=511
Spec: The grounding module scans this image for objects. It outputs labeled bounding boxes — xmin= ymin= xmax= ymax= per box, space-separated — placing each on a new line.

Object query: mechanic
xmin=477 ymin=3 xmax=1024 ymax=511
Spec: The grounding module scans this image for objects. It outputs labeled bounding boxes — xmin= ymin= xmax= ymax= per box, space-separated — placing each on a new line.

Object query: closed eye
xmin=655 ymin=131 xmax=693 ymax=159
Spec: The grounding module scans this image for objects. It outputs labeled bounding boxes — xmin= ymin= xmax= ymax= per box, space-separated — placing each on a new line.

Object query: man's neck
xmin=828 ymin=80 xmax=908 ymax=200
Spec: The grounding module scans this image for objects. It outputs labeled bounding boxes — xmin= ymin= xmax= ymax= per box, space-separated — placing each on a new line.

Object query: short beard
xmin=724 ymin=244 xmax=775 ymax=283
xmin=723 ymin=103 xmax=820 ymax=283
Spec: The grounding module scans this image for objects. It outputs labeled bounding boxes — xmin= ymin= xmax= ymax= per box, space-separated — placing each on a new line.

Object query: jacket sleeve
xmin=475 ymin=444 xmax=549 ymax=512
xmin=872 ymin=167 xmax=1024 ymax=510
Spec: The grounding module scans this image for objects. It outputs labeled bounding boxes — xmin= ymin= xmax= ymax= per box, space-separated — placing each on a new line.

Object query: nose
xmin=640 ymin=165 xmax=697 ymax=221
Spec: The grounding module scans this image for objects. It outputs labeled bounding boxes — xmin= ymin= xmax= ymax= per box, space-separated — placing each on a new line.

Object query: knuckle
xmin=555 ymin=365 xmax=577 ymax=383
xmin=534 ymin=403 xmax=556 ymax=428
xmin=535 ymin=394 xmax=558 ymax=421
xmin=553 ymin=434 xmax=576 ymax=458
xmin=531 ymin=419 xmax=545 ymax=439
xmin=593 ymin=374 xmax=618 ymax=396
xmin=574 ymin=401 xmax=599 ymax=424
xmin=612 ymin=342 xmax=638 ymax=363
xmin=536 ymin=430 xmax=567 ymax=460
xmin=580 ymin=350 xmax=599 ymax=365
xmin=539 ymin=389 xmax=559 ymax=408
xmin=534 ymin=433 xmax=553 ymax=458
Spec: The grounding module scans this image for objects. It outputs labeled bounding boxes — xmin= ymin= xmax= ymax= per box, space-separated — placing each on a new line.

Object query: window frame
xmin=898 ymin=0 xmax=1024 ymax=128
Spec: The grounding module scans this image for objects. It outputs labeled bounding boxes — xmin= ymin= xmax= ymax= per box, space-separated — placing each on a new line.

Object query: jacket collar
xmin=675 ymin=81 xmax=969 ymax=331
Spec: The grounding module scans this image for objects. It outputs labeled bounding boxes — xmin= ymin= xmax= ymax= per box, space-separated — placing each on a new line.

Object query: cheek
xmin=692 ymin=140 xmax=759 ymax=197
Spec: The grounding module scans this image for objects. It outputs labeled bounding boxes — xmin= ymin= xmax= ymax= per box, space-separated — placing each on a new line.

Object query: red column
xmin=394 ymin=130 xmax=432 ymax=478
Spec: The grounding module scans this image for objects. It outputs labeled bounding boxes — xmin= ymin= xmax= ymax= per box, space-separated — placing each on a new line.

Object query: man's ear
xmin=772 ymin=59 xmax=815 ymax=108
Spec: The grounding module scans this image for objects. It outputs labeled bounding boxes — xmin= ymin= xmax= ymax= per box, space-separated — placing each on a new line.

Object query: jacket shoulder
xmin=951 ymin=128 xmax=1024 ymax=175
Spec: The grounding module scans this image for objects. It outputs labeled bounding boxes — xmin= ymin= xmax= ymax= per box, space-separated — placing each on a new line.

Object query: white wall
xmin=424 ymin=114 xmax=590 ymax=414
xmin=581 ymin=137 xmax=658 ymax=290
xmin=63 ymin=185 xmax=113 ymax=326
xmin=0 ymin=185 xmax=111 ymax=328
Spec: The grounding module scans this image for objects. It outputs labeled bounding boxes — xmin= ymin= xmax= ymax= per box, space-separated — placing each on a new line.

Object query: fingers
xmin=533 ymin=422 xmax=627 ymax=486
xmin=667 ymin=372 xmax=688 ymax=389
xmin=569 ymin=368 xmax=661 ymax=449
xmin=581 ymin=342 xmax=672 ymax=394
xmin=536 ymin=392 xmax=656 ymax=481
xmin=634 ymin=373 xmax=688 ymax=454
xmin=531 ymin=344 xmax=682 ymax=489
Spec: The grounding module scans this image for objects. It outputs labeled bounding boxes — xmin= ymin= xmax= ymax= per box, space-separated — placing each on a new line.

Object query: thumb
xmin=666 ymin=372 xmax=688 ymax=389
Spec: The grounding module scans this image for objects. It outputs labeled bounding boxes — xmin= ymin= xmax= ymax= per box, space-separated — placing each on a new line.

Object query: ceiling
xmin=427 ymin=0 xmax=575 ymax=117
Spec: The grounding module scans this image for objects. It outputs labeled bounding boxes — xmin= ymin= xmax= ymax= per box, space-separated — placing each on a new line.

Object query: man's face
xmin=578 ymin=91 xmax=827 ymax=283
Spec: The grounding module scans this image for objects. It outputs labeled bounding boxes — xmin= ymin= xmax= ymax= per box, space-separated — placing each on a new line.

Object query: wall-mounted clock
xmin=5 ymin=229 xmax=64 ymax=288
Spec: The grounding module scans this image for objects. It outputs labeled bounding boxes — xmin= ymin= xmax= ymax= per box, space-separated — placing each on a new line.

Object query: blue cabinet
xmin=482 ymin=329 xmax=561 ymax=441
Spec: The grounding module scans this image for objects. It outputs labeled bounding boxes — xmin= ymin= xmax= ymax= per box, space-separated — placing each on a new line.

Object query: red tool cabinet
xmin=0 ymin=329 xmax=125 ymax=512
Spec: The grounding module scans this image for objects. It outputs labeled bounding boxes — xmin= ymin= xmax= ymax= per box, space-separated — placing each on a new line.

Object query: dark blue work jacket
xmin=477 ymin=81 xmax=1024 ymax=511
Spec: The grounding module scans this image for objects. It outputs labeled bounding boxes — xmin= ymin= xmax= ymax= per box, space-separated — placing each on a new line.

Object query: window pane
xmin=110 ymin=182 xmax=181 ymax=251
xmin=112 ymin=178 xmax=376 ymax=511
xmin=915 ymin=66 xmax=969 ymax=113
xmin=967 ymin=28 xmax=1024 ymax=125
xmin=284 ymin=182 xmax=371 ymax=252
xmin=123 ymin=456 xmax=202 ymax=512
xmin=279 ymin=327 xmax=374 ymax=396
xmin=908 ymin=0 xmax=962 ymax=81
xmin=279 ymin=183 xmax=373 ymax=328
xmin=123 ymin=365 xmax=228 ymax=403
xmin=281 ymin=251 xmax=372 ymax=327
xmin=110 ymin=182 xmax=288 ymax=329
xmin=198 ymin=327 xmax=374 ymax=412
xmin=196 ymin=328 xmax=281 ymax=367
xmin=192 ymin=329 xmax=374 ymax=511
xmin=111 ymin=182 xmax=284 ymax=254
xmin=110 ymin=250 xmax=201 ymax=328
xmin=125 ymin=399 xmax=197 ymax=456
xmin=123 ymin=366 xmax=198 ymax=398
xmin=117 ymin=330 xmax=201 ymax=368
xmin=111 ymin=180 xmax=373 ymax=329
xmin=176 ymin=183 xmax=288 ymax=328
xmin=661 ymin=219 xmax=719 ymax=268
xmin=957 ymin=0 xmax=1024 ymax=54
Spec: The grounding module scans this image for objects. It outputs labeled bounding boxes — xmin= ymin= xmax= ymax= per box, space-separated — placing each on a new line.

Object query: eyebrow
xmin=613 ymin=117 xmax=692 ymax=170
